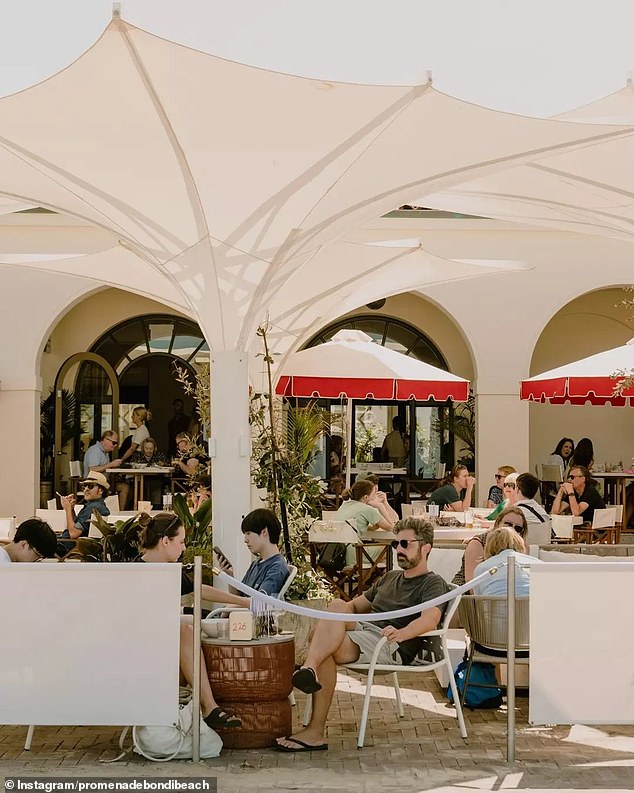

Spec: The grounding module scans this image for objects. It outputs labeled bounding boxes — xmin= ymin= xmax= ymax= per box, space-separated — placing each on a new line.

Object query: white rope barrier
xmin=205 ymin=563 xmax=505 ymax=623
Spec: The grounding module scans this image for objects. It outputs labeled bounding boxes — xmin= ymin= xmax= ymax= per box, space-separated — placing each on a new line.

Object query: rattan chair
xmin=311 ymin=585 xmax=467 ymax=747
xmin=458 ymin=595 xmax=530 ymax=708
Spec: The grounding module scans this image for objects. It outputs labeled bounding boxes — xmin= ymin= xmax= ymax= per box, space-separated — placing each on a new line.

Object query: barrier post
xmin=192 ymin=556 xmax=202 ymax=762
xmin=506 ymin=552 xmax=516 ymax=763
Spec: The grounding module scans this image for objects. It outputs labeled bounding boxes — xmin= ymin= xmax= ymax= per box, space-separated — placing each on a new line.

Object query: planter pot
xmin=280 ymin=598 xmax=328 ymax=666
xmin=40 ymin=480 xmax=54 ymax=508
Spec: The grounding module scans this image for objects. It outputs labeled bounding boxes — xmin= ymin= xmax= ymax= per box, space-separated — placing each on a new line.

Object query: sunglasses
xmin=504 ymin=482 xmax=516 ymax=488
xmin=568 ymin=474 xmax=582 ymax=480
xmin=106 ymin=439 xmax=118 ymax=445
xmin=494 ymin=474 xmax=505 ymax=480
xmin=501 ymin=520 xmax=524 ymax=532
xmin=391 ymin=539 xmax=422 ymax=550
xmin=81 ymin=483 xmax=99 ymax=490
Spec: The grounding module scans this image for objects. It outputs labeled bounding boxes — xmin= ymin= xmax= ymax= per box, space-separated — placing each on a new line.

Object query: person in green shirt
xmin=427 ymin=465 xmax=476 ymax=512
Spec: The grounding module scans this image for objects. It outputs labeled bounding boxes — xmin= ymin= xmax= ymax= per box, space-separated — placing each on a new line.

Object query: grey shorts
xmin=346 ymin=622 xmax=402 ymax=665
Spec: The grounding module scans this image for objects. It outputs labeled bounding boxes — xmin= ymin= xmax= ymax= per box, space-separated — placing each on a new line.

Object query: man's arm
xmin=200 ymin=583 xmax=250 ymax=608
xmin=381 ymin=606 xmax=442 ymax=643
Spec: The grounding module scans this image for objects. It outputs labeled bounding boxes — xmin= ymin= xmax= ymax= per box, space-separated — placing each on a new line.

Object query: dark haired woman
xmin=548 ymin=437 xmax=574 ymax=472
xmin=427 ymin=465 xmax=476 ymax=512
xmin=569 ymin=437 xmax=594 ymax=472
xmin=138 ymin=512 xmax=241 ymax=730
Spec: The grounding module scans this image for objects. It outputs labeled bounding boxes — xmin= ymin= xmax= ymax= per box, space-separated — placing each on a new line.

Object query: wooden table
xmin=590 ymin=471 xmax=633 ymax=515
xmin=202 ymin=634 xmax=294 ymax=749
xmin=113 ymin=467 xmax=173 ymax=509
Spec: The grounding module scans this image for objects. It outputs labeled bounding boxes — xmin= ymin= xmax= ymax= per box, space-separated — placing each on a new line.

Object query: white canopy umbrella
xmin=276 ymin=329 xmax=469 ymax=485
xmin=0 ymin=11 xmax=630 ymax=564
xmin=520 ymin=338 xmax=634 ymax=406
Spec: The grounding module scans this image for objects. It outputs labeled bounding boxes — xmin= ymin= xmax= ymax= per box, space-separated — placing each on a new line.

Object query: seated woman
xmin=486 ymin=465 xmax=516 ymax=509
xmin=453 ymin=505 xmax=528 ymax=587
xmin=473 ymin=523 xmax=542 ymax=597
xmin=334 ymin=479 xmax=396 ymax=567
xmin=568 ymin=437 xmax=594 ymax=473
xmin=547 ymin=437 xmax=575 ymax=473
xmin=427 ymin=465 xmax=476 ymax=512
xmin=551 ymin=464 xmax=604 ymax=524
xmin=121 ymin=437 xmax=170 ymax=508
xmin=137 ymin=512 xmax=241 ymax=730
xmin=59 ymin=471 xmax=111 ymax=541
xmin=485 ymin=472 xmax=519 ymax=521
xmin=129 ymin=437 xmax=168 ymax=467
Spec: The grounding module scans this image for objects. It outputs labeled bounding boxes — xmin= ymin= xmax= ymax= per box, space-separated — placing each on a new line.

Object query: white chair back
xmin=309 ymin=520 xmax=359 ymax=544
xmin=525 ymin=520 xmax=551 ymax=546
xmin=591 ymin=507 xmax=616 ymax=530
xmin=105 ymin=495 xmax=121 ymax=513
xmin=69 ymin=460 xmax=82 ymax=478
xmin=46 ymin=498 xmax=57 ymax=510
xmin=551 ymin=514 xmax=574 ymax=539
xmin=537 ymin=464 xmax=563 ymax=485
xmin=35 ymin=509 xmax=67 ymax=534
xmin=435 ymin=462 xmax=446 ymax=479
xmin=277 ymin=564 xmax=298 ymax=600
xmin=0 ymin=517 xmax=17 ymax=542
xmin=605 ymin=504 xmax=624 ymax=523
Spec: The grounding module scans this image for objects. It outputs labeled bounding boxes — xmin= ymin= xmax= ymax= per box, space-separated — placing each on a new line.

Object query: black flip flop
xmin=292 ymin=667 xmax=322 ymax=694
xmin=204 ymin=707 xmax=242 ymax=729
xmin=274 ymin=737 xmax=328 ymax=753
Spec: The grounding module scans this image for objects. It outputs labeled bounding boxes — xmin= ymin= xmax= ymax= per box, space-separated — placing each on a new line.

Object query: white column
xmin=474 ymin=393 xmax=529 ymax=506
xmin=210 ymin=351 xmax=251 ymax=577
xmin=0 ymin=389 xmax=40 ymax=521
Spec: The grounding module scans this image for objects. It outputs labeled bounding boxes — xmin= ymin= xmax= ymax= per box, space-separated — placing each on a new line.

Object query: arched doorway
xmin=75 ymin=314 xmax=208 ymax=459
xmin=304 ymin=316 xmax=457 ymax=479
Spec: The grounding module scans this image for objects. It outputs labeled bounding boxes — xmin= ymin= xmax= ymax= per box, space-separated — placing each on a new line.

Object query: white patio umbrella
xmin=276 ymin=329 xmax=469 ymax=485
xmin=520 ymin=338 xmax=634 ymax=406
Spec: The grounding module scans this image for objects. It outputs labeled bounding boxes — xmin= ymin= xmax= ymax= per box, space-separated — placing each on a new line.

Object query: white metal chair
xmin=205 ymin=564 xmax=298 ymax=620
xmin=35 ymin=508 xmax=67 ymax=534
xmin=525 ymin=520 xmax=551 ymax=547
xmin=550 ymin=514 xmax=574 ymax=542
xmin=104 ymin=494 xmax=121 ymax=513
xmin=69 ymin=460 xmax=82 ymax=478
xmin=46 ymin=498 xmax=57 ymax=510
xmin=332 ymin=586 xmax=467 ymax=747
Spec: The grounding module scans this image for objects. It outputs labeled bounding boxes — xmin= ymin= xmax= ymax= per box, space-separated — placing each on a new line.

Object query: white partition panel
xmin=530 ymin=562 xmax=634 ymax=725
xmin=0 ymin=563 xmax=181 ymax=725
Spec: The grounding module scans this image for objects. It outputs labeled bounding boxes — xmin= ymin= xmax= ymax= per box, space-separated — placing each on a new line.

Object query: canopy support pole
xmin=210 ymin=351 xmax=251 ymax=577
xmin=345 ymin=399 xmax=353 ymax=489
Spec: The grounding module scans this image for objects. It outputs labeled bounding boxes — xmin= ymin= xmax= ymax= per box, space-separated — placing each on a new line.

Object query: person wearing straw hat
xmin=59 ymin=471 xmax=111 ymax=541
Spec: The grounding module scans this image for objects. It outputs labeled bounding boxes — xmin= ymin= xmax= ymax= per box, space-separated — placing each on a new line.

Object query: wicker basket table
xmin=202 ymin=633 xmax=294 ymax=749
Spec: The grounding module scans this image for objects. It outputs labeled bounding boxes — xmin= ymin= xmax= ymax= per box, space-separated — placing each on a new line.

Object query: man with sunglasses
xmin=552 ymin=464 xmax=604 ymax=523
xmin=82 ymin=430 xmax=122 ymax=477
xmin=275 ymin=517 xmax=449 ymax=753
xmin=59 ymin=471 xmax=111 ymax=541
xmin=0 ymin=518 xmax=57 ymax=563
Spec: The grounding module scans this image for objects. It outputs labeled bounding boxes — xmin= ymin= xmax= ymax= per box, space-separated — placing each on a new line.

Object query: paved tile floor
xmin=1 ymin=671 xmax=633 ymax=793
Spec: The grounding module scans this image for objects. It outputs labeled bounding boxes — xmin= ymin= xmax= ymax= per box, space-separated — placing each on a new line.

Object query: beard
xmin=396 ymin=550 xmax=422 ymax=570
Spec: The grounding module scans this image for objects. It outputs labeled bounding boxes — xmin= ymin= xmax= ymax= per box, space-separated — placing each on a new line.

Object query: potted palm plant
xmin=40 ymin=388 xmax=78 ymax=507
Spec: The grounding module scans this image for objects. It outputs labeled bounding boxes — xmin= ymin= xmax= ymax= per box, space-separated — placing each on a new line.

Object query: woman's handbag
xmin=133 ymin=700 xmax=223 ymax=761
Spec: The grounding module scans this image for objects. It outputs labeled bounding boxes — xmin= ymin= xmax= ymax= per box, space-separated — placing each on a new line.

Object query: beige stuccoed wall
xmin=339 ymin=292 xmax=474 ymax=381
xmin=529 ymin=288 xmax=634 ymax=471
xmin=40 ymin=288 xmax=192 ymax=394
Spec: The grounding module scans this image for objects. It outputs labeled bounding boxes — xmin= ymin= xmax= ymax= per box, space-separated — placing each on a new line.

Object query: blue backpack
xmin=447 ymin=660 xmax=503 ymax=709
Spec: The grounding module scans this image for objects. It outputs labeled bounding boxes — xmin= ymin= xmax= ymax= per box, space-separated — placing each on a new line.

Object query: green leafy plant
xmin=171 ymin=492 xmax=212 ymax=550
xmin=432 ymin=391 xmax=475 ymax=469
xmin=40 ymin=388 xmax=78 ymax=481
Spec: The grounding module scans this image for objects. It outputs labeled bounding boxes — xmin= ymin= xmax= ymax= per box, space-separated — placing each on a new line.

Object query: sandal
xmin=203 ymin=707 xmax=242 ymax=729
xmin=292 ymin=667 xmax=322 ymax=694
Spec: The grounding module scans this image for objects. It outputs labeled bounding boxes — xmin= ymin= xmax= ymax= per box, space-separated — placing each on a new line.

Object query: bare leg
xmin=179 ymin=623 xmax=217 ymax=717
xmin=276 ymin=600 xmax=360 ymax=749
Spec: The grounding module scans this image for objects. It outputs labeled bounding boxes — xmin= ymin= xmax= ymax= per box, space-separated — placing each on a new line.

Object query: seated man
xmin=275 ymin=517 xmax=448 ymax=752
xmin=59 ymin=471 xmax=111 ymax=541
xmin=515 ymin=472 xmax=549 ymax=524
xmin=207 ymin=509 xmax=290 ymax=606
xmin=551 ymin=464 xmax=605 ymax=524
xmin=0 ymin=518 xmax=57 ymax=563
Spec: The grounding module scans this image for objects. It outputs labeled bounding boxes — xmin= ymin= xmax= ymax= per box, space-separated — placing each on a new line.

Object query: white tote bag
xmin=133 ymin=701 xmax=223 ymax=762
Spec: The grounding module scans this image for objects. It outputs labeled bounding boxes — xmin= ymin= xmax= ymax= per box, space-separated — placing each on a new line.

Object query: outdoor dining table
xmin=112 ymin=466 xmax=174 ymax=510
xmin=590 ymin=471 xmax=633 ymax=516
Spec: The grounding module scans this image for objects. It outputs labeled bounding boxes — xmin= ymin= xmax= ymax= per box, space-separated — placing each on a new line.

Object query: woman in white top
xmin=119 ymin=406 xmax=150 ymax=464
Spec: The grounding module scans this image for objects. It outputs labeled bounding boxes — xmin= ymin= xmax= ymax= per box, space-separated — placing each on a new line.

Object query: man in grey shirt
xmin=275 ymin=517 xmax=449 ymax=752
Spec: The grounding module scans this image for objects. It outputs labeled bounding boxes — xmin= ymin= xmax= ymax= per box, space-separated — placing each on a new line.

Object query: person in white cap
xmin=59 ymin=471 xmax=111 ymax=540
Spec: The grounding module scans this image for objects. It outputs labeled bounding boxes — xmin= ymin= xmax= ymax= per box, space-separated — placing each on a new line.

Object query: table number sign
xmin=229 ymin=611 xmax=253 ymax=641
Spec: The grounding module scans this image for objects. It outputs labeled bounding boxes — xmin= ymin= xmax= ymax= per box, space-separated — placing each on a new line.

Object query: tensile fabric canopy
xmin=276 ymin=330 xmax=470 ymax=401
xmin=520 ymin=338 xmax=634 ymax=406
